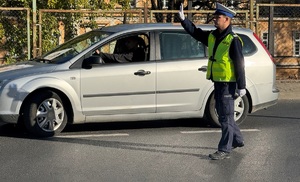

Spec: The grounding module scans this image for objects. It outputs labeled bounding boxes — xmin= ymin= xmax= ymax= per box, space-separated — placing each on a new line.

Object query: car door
xmin=155 ymin=31 xmax=212 ymax=112
xmin=80 ymin=35 xmax=156 ymax=115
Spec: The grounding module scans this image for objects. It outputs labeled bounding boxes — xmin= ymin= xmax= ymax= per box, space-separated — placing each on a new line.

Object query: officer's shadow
xmin=0 ymin=122 xmax=214 ymax=160
xmin=50 ymin=136 xmax=214 ymax=160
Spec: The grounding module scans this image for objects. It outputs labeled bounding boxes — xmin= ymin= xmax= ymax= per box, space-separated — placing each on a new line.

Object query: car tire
xmin=205 ymin=93 xmax=249 ymax=127
xmin=23 ymin=90 xmax=67 ymax=137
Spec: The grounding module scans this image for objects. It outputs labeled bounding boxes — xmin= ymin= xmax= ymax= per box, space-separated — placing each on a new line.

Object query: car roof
xmin=98 ymin=23 xmax=253 ymax=34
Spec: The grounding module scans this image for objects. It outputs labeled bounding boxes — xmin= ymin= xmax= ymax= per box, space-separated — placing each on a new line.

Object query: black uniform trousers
xmin=214 ymin=82 xmax=244 ymax=153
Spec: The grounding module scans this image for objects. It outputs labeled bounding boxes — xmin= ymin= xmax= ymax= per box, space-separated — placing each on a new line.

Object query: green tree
xmin=0 ymin=0 xmax=30 ymax=63
xmin=0 ymin=0 xmax=132 ymax=62
xmin=150 ymin=0 xmax=182 ymax=22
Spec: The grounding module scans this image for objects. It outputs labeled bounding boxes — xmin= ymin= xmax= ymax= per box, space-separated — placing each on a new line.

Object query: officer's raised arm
xmin=178 ymin=3 xmax=209 ymax=46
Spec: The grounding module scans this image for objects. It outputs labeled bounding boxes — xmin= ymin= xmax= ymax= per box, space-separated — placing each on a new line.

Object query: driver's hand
xmin=95 ymin=49 xmax=100 ymax=55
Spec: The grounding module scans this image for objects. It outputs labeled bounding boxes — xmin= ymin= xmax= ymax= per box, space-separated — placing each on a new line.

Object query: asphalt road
xmin=0 ymin=99 xmax=300 ymax=182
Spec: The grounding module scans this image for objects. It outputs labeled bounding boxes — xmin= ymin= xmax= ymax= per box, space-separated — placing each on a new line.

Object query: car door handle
xmin=198 ymin=66 xmax=207 ymax=72
xmin=134 ymin=70 xmax=151 ymax=76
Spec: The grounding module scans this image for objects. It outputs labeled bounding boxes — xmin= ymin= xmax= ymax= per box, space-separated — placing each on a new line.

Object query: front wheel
xmin=205 ymin=93 xmax=249 ymax=127
xmin=23 ymin=91 xmax=67 ymax=137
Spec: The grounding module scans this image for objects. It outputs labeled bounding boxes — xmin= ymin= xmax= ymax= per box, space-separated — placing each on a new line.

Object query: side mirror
xmin=82 ymin=55 xmax=104 ymax=69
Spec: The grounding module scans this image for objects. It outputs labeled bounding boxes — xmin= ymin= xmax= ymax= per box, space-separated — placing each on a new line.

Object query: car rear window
xmin=159 ymin=32 xmax=206 ymax=60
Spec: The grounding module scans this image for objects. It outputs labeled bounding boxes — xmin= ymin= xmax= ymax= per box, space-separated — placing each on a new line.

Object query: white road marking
xmin=180 ymin=129 xmax=260 ymax=134
xmin=55 ymin=129 xmax=259 ymax=138
xmin=56 ymin=133 xmax=129 ymax=138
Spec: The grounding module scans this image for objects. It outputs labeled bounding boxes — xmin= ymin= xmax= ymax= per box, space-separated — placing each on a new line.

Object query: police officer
xmin=179 ymin=3 xmax=246 ymax=160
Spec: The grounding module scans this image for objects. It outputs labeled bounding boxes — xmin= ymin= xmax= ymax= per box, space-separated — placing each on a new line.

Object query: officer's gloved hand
xmin=238 ymin=89 xmax=246 ymax=97
xmin=178 ymin=3 xmax=185 ymax=21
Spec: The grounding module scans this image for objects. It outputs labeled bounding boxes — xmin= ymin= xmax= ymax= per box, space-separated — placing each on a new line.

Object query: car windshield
xmin=34 ymin=31 xmax=112 ymax=64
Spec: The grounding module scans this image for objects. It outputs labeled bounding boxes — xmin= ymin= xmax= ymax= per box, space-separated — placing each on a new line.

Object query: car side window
xmin=159 ymin=32 xmax=205 ymax=60
xmin=95 ymin=34 xmax=149 ymax=63
xmin=100 ymin=40 xmax=117 ymax=54
xmin=238 ymin=34 xmax=257 ymax=55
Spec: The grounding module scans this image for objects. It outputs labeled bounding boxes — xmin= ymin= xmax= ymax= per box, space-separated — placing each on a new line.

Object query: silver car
xmin=0 ymin=23 xmax=279 ymax=137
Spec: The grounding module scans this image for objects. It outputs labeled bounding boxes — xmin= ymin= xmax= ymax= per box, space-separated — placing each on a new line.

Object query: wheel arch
xmin=15 ymin=77 xmax=86 ymax=124
xmin=19 ymin=88 xmax=74 ymax=125
xmin=204 ymin=87 xmax=252 ymax=127
xmin=205 ymin=87 xmax=253 ymax=113
xmin=245 ymin=91 xmax=253 ymax=114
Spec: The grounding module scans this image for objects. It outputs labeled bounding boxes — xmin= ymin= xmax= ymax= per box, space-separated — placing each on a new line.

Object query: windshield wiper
xmin=30 ymin=57 xmax=52 ymax=64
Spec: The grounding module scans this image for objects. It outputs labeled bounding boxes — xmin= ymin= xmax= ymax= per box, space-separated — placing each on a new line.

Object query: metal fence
xmin=256 ymin=4 xmax=300 ymax=79
xmin=36 ymin=9 xmax=143 ymax=56
xmin=149 ymin=9 xmax=250 ymax=27
xmin=0 ymin=7 xmax=30 ymax=64
xmin=36 ymin=8 xmax=251 ymax=57
xmin=0 ymin=5 xmax=254 ymax=63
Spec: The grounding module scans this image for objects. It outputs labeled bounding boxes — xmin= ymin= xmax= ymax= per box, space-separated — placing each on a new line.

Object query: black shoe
xmin=208 ymin=151 xmax=230 ymax=160
xmin=232 ymin=142 xmax=244 ymax=149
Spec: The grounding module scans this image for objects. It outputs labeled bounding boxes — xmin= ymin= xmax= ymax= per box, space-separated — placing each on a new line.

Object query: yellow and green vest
xmin=207 ymin=33 xmax=242 ymax=82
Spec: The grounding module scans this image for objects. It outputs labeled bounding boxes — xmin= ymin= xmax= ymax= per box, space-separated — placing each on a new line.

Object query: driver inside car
xmin=94 ymin=36 xmax=146 ymax=63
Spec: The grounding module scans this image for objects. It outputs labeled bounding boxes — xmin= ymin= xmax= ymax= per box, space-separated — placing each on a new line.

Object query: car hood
xmin=0 ymin=61 xmax=57 ymax=80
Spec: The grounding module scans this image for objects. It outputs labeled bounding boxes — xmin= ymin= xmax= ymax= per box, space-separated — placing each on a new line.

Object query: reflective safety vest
xmin=207 ymin=33 xmax=241 ymax=82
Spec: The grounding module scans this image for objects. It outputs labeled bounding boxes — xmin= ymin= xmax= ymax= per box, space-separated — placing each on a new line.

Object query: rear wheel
xmin=205 ymin=93 xmax=249 ymax=127
xmin=23 ymin=90 xmax=67 ymax=137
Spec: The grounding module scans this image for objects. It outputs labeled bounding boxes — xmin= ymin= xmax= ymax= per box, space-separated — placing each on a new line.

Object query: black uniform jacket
xmin=181 ymin=18 xmax=246 ymax=90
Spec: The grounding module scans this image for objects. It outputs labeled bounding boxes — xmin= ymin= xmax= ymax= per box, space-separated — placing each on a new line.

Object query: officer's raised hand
xmin=178 ymin=3 xmax=185 ymax=21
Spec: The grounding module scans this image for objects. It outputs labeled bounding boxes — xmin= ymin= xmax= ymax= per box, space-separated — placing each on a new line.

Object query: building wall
xmin=257 ymin=20 xmax=300 ymax=79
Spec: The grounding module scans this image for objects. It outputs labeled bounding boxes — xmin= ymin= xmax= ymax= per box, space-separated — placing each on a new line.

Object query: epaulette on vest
xmin=230 ymin=32 xmax=238 ymax=37
xmin=230 ymin=32 xmax=243 ymax=46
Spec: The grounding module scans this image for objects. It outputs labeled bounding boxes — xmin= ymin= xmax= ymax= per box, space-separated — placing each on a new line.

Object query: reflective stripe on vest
xmin=207 ymin=33 xmax=237 ymax=82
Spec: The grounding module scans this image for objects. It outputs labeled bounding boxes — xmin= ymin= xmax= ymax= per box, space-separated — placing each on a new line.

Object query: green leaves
xmin=0 ymin=0 xmax=144 ymax=63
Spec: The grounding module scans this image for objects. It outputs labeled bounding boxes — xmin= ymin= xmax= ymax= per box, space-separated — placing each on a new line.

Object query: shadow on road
xmin=51 ymin=136 xmax=214 ymax=160
xmin=0 ymin=119 xmax=215 ymax=160
xmin=0 ymin=123 xmax=30 ymax=138
xmin=63 ymin=118 xmax=212 ymax=133
xmin=0 ymin=118 xmax=212 ymax=138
